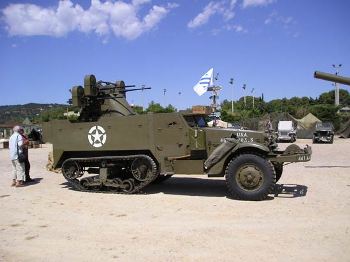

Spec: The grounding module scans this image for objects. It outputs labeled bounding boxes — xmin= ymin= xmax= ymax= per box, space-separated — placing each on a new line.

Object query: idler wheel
xmin=131 ymin=157 xmax=153 ymax=181
xmin=62 ymin=160 xmax=83 ymax=180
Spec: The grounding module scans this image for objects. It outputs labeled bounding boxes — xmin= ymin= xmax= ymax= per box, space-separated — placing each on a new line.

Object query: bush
xmin=310 ymin=104 xmax=341 ymax=129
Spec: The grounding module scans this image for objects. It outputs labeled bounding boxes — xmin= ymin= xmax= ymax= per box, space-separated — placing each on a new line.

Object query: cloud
xmin=242 ymin=0 xmax=276 ymax=8
xmin=211 ymin=23 xmax=247 ymax=35
xmin=264 ymin=11 xmax=298 ymax=37
xmin=1 ymin=0 xmax=177 ymax=40
xmin=226 ymin=24 xmax=247 ymax=33
xmin=264 ymin=11 xmax=294 ymax=26
xmin=187 ymin=0 xmax=237 ymax=29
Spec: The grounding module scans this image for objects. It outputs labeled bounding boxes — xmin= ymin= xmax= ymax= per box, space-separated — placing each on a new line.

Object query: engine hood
xmin=203 ymin=127 xmax=268 ymax=144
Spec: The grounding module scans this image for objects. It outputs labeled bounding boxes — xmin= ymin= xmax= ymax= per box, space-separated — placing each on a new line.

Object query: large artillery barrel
xmin=314 ymin=71 xmax=350 ymax=86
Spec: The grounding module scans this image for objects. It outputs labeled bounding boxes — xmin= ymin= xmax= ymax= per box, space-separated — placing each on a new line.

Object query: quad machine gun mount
xmin=70 ymin=75 xmax=150 ymax=121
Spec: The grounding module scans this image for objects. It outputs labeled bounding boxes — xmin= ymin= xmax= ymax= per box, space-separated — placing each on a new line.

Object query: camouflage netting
xmin=339 ymin=119 xmax=350 ymax=138
xmin=240 ymin=112 xmax=321 ymax=139
xmin=240 ymin=112 xmax=293 ymax=132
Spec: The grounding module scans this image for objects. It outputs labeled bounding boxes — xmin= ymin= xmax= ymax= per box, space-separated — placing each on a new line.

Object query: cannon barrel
xmin=314 ymin=71 xmax=350 ymax=86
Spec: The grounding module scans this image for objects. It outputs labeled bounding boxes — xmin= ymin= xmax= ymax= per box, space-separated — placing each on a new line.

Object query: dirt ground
xmin=0 ymin=139 xmax=349 ymax=262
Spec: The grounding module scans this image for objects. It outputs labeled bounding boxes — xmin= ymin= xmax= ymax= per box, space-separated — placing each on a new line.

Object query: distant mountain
xmin=0 ymin=103 xmax=67 ymax=124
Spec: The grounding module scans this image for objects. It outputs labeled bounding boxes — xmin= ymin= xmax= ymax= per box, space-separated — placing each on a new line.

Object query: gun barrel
xmin=121 ymin=87 xmax=151 ymax=93
xmin=99 ymin=84 xmax=137 ymax=91
xmin=314 ymin=71 xmax=350 ymax=86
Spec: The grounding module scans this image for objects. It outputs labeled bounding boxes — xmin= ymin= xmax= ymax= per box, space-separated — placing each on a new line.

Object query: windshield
xmin=316 ymin=122 xmax=333 ymax=129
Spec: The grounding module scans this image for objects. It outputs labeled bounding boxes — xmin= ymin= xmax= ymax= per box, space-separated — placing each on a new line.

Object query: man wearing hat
xmin=9 ymin=125 xmax=25 ymax=187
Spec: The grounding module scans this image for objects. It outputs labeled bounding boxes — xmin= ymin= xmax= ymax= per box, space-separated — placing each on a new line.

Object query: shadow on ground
xmin=145 ymin=177 xmax=227 ymax=198
xmin=60 ymin=177 xmax=308 ymax=199
xmin=274 ymin=184 xmax=308 ymax=198
xmin=25 ymin=178 xmax=43 ymax=186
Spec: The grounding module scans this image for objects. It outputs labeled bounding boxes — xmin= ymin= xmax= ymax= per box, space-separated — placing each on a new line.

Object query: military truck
xmin=43 ymin=75 xmax=312 ymax=201
xmin=277 ymin=121 xmax=296 ymax=143
xmin=313 ymin=122 xmax=334 ymax=144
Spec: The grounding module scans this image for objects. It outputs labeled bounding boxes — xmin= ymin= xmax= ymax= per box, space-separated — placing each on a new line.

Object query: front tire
xmin=272 ymin=162 xmax=283 ymax=182
xmin=225 ymin=154 xmax=276 ymax=201
xmin=291 ymin=135 xmax=296 ymax=143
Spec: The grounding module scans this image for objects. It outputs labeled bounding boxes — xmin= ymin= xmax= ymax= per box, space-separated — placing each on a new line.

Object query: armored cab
xmin=43 ymin=75 xmax=312 ymax=201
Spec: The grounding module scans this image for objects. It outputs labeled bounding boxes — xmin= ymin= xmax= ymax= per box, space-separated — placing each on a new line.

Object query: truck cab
xmin=277 ymin=121 xmax=296 ymax=143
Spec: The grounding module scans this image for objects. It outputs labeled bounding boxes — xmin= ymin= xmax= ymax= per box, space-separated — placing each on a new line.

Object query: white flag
xmin=193 ymin=68 xmax=214 ymax=96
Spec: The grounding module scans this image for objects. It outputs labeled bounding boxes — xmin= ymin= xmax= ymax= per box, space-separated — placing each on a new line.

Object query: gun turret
xmin=314 ymin=71 xmax=350 ymax=86
xmin=71 ymin=74 xmax=150 ymax=121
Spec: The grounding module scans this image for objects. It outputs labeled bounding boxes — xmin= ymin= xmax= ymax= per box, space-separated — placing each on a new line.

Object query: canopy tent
xmin=289 ymin=113 xmax=321 ymax=139
xmin=339 ymin=119 xmax=350 ymax=138
xmin=255 ymin=112 xmax=320 ymax=139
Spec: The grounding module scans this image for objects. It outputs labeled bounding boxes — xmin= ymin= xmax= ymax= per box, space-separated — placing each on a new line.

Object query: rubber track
xmin=61 ymin=154 xmax=158 ymax=194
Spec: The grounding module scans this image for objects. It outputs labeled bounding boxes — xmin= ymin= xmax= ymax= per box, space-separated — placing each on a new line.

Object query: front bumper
xmin=314 ymin=136 xmax=332 ymax=142
xmin=269 ymin=145 xmax=312 ymax=163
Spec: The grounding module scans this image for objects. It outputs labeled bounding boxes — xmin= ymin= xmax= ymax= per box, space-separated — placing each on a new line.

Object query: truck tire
xmin=225 ymin=154 xmax=276 ymax=201
xmin=272 ymin=162 xmax=283 ymax=182
xmin=291 ymin=135 xmax=296 ymax=143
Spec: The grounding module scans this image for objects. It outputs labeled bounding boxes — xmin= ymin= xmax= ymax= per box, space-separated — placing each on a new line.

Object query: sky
xmin=0 ymin=0 xmax=349 ymax=109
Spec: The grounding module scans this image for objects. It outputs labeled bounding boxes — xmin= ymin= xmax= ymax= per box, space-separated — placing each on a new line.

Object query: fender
xmin=205 ymin=138 xmax=270 ymax=176
xmin=234 ymin=142 xmax=270 ymax=154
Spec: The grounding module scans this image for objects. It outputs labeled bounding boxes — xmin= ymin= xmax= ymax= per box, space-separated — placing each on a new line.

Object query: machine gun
xmin=71 ymin=75 xmax=150 ymax=121
xmin=314 ymin=71 xmax=350 ymax=86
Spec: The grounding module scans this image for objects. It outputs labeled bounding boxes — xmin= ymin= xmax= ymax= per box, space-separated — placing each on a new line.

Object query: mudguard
xmin=204 ymin=138 xmax=270 ymax=171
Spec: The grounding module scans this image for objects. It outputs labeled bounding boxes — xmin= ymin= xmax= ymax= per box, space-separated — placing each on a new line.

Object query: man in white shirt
xmin=9 ymin=126 xmax=25 ymax=187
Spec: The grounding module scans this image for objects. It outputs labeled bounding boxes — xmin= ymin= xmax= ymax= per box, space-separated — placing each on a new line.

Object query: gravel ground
xmin=0 ymin=139 xmax=349 ymax=262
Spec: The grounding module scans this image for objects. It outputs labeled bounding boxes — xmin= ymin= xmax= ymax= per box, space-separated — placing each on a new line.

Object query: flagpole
xmin=229 ymin=78 xmax=234 ymax=113
xmin=242 ymin=84 xmax=246 ymax=108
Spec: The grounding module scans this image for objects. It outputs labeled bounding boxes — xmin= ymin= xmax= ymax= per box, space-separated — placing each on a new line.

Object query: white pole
xmin=332 ymin=64 xmax=342 ymax=106
xmin=230 ymin=78 xmax=234 ymax=113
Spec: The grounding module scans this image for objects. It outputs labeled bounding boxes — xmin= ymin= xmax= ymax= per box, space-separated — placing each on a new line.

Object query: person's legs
xmin=25 ymin=159 xmax=32 ymax=182
xmin=14 ymin=160 xmax=25 ymax=187
xmin=11 ymin=160 xmax=17 ymax=186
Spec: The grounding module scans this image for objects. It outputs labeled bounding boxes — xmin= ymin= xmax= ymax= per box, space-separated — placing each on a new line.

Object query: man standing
xmin=19 ymin=128 xmax=32 ymax=182
xmin=9 ymin=126 xmax=25 ymax=187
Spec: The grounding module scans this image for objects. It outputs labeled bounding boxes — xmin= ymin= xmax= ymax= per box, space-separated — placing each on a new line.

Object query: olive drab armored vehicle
xmin=43 ymin=75 xmax=312 ymax=201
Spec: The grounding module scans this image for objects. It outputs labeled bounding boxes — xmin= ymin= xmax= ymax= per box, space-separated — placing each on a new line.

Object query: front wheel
xmin=225 ymin=154 xmax=276 ymax=201
xmin=272 ymin=162 xmax=283 ymax=182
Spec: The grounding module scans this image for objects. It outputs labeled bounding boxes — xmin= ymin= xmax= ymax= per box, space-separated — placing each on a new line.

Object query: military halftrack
xmin=43 ymin=75 xmax=312 ymax=201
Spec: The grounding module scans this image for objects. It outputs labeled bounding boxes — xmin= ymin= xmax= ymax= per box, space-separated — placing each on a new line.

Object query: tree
xmin=310 ymin=104 xmax=341 ymax=129
xmin=319 ymin=89 xmax=350 ymax=105
xmin=145 ymin=101 xmax=176 ymax=113
xmin=132 ymin=105 xmax=144 ymax=114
